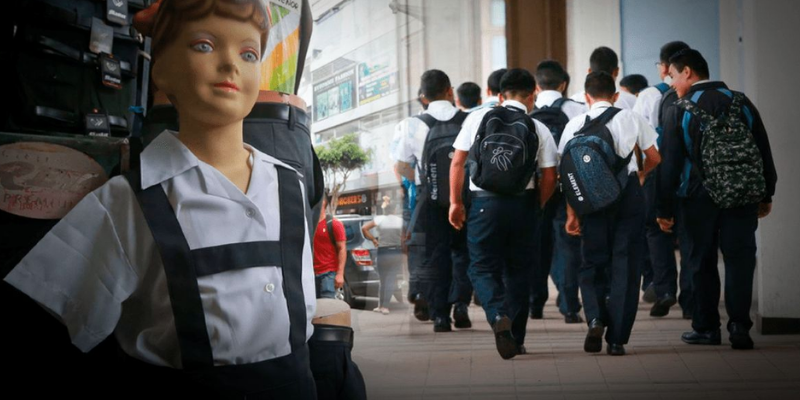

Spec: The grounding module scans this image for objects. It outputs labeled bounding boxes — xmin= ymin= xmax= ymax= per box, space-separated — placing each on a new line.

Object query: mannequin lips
xmin=214 ymin=81 xmax=240 ymax=92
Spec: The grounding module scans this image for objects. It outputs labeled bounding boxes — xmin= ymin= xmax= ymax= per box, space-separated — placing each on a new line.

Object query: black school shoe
xmin=584 ymin=319 xmax=605 ymax=353
xmin=433 ymin=317 xmax=452 ymax=333
xmin=564 ymin=312 xmax=584 ymax=324
xmin=642 ymin=283 xmax=657 ymax=303
xmin=650 ymin=294 xmax=678 ymax=317
xmin=681 ymin=329 xmax=721 ymax=345
xmin=729 ymin=323 xmax=755 ymax=350
xmin=606 ymin=343 xmax=625 ymax=356
xmin=453 ymin=303 xmax=472 ymax=329
xmin=529 ymin=307 xmax=544 ymax=320
xmin=493 ymin=315 xmax=518 ymax=360
xmin=413 ymin=295 xmax=430 ymax=321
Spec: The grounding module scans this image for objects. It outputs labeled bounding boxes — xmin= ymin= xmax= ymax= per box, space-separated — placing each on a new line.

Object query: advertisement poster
xmin=358 ymin=57 xmax=398 ymax=106
xmin=313 ymin=59 xmax=357 ymax=122
xmin=262 ymin=0 xmax=302 ymax=93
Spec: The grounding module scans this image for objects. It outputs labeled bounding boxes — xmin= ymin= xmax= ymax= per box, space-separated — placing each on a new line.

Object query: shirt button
xmin=246 ymin=208 xmax=256 ymax=218
xmin=265 ymin=283 xmax=275 ymax=293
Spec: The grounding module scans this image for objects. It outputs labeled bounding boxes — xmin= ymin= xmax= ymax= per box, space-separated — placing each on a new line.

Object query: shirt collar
xmin=692 ymin=79 xmax=711 ymax=86
xmin=502 ymin=99 xmax=528 ymax=114
xmin=139 ymin=130 xmax=297 ymax=190
xmin=426 ymin=100 xmax=457 ymax=115
xmin=590 ymin=101 xmax=614 ymax=111
xmin=535 ymin=90 xmax=563 ymax=108
xmin=485 ymin=95 xmax=500 ymax=105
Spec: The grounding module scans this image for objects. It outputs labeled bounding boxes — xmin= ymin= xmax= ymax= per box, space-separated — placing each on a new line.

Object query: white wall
xmin=566 ymin=0 xmax=621 ymax=97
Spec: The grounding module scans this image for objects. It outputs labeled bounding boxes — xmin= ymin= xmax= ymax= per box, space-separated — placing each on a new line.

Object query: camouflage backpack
xmin=675 ymin=89 xmax=765 ymax=208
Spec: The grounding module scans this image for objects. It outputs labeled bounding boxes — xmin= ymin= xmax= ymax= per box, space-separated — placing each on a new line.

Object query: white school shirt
xmin=390 ymin=100 xmax=460 ymax=185
xmin=4 ymin=130 xmax=316 ymax=368
xmin=633 ymin=79 xmax=669 ymax=130
xmin=535 ymin=90 xmax=587 ymax=120
xmin=570 ymin=89 xmax=637 ymax=111
xmin=452 ymin=99 xmax=559 ymax=192
xmin=558 ymin=101 xmax=658 ymax=174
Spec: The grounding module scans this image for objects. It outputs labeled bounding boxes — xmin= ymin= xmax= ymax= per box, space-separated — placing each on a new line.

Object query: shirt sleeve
xmin=332 ymin=219 xmax=346 ymax=242
xmin=390 ymin=118 xmax=418 ymax=164
xmin=633 ymin=111 xmax=658 ymax=151
xmin=453 ymin=111 xmax=482 ymax=151
xmin=633 ymin=88 xmax=660 ymax=129
xmin=533 ymin=119 xmax=558 ymax=168
xmin=3 ymin=182 xmax=140 ymax=353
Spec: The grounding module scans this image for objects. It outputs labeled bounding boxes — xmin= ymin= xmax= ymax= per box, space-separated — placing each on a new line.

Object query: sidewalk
xmin=349 ymin=292 xmax=800 ymax=400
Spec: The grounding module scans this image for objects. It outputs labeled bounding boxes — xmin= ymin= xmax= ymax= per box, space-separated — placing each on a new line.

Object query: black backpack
xmin=559 ymin=107 xmax=632 ymax=216
xmin=415 ymin=111 xmax=468 ymax=207
xmin=468 ymin=106 xmax=540 ymax=195
xmin=530 ymin=98 xmax=573 ymax=145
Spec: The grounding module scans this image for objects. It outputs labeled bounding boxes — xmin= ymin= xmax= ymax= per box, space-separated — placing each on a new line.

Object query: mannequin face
xmin=152 ymin=13 xmax=262 ymax=127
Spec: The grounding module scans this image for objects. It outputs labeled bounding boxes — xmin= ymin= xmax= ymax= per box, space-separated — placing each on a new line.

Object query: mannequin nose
xmin=218 ymin=49 xmax=239 ymax=74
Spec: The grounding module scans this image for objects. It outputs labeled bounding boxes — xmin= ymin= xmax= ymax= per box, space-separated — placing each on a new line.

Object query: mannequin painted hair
xmin=134 ymin=0 xmax=270 ymax=61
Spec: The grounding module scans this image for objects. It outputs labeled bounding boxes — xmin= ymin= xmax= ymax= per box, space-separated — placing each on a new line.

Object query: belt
xmin=247 ymin=102 xmax=309 ymax=128
xmin=471 ymin=189 xmax=536 ymax=198
xmin=310 ymin=324 xmax=354 ymax=349
xmin=257 ymin=91 xmax=308 ymax=110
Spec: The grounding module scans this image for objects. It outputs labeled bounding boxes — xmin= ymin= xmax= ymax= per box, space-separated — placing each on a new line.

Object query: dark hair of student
xmin=589 ymin=46 xmax=619 ymax=74
xmin=487 ymin=68 xmax=508 ymax=95
xmin=659 ymin=41 xmax=690 ymax=64
xmin=456 ymin=82 xmax=482 ymax=109
xmin=499 ymin=68 xmax=535 ymax=98
xmin=562 ymin=70 xmax=571 ymax=96
xmin=420 ymin=69 xmax=452 ymax=100
xmin=584 ymin=71 xmax=616 ymax=99
xmin=669 ymin=48 xmax=710 ymax=80
xmin=535 ymin=60 xmax=567 ymax=91
xmin=620 ymin=74 xmax=649 ymax=95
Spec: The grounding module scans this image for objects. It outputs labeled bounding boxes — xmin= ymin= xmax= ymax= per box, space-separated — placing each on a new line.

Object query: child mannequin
xmin=4 ymin=1 xmax=317 ymax=398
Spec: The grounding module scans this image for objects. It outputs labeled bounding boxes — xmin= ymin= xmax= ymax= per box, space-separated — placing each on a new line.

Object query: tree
xmin=315 ymin=133 xmax=371 ymax=214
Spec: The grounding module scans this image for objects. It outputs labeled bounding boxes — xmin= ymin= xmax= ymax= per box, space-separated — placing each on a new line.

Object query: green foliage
xmin=315 ymin=134 xmax=371 ymax=213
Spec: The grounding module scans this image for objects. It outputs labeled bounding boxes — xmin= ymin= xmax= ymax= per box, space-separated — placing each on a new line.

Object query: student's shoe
xmin=650 ymin=295 xmax=678 ymax=317
xmin=642 ymin=283 xmax=657 ymax=303
xmin=681 ymin=329 xmax=722 ymax=345
xmin=453 ymin=303 xmax=472 ymax=329
xmin=472 ymin=293 xmax=481 ymax=307
xmin=493 ymin=315 xmax=518 ymax=360
xmin=529 ymin=308 xmax=544 ymax=320
xmin=564 ymin=312 xmax=584 ymax=324
xmin=584 ymin=319 xmax=605 ymax=353
xmin=372 ymin=307 xmax=382 ymax=313
xmin=729 ymin=323 xmax=754 ymax=350
xmin=517 ymin=344 xmax=527 ymax=355
xmin=407 ymin=291 xmax=418 ymax=304
xmin=433 ymin=317 xmax=452 ymax=332
xmin=682 ymin=309 xmax=693 ymax=320
xmin=606 ymin=343 xmax=625 ymax=356
xmin=413 ymin=295 xmax=430 ymax=321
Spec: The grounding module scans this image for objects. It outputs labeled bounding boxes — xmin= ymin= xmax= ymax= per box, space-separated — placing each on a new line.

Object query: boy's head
xmin=668 ymin=48 xmax=709 ymax=98
xmin=416 ymin=88 xmax=429 ymax=110
xmin=535 ymin=60 xmax=567 ymax=93
xmin=499 ymin=68 xmax=536 ymax=110
xmin=135 ymin=0 xmax=269 ymax=127
xmin=487 ymin=68 xmax=508 ymax=97
xmin=619 ymin=74 xmax=648 ymax=96
xmin=584 ymin=71 xmax=618 ymax=106
xmin=456 ymin=82 xmax=482 ymax=110
xmin=658 ymin=41 xmax=690 ymax=78
xmin=419 ymin=69 xmax=454 ymax=103
xmin=589 ymin=46 xmax=620 ymax=78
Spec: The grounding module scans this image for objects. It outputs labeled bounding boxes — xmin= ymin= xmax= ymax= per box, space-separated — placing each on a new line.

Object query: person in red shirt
xmin=314 ymin=194 xmax=347 ymax=298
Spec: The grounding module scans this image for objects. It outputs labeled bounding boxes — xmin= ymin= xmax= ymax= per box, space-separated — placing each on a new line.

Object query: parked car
xmin=335 ymin=214 xmax=404 ymax=309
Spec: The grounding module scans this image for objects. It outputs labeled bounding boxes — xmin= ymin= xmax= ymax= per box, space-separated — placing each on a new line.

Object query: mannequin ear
xmin=151 ymin=59 xmax=172 ymax=96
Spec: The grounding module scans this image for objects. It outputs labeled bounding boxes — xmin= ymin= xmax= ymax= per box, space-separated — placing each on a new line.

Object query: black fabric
xmin=309 ymin=326 xmax=367 ymax=400
xmin=416 ymin=111 xmax=468 ymax=207
xmin=124 ymin=170 xmax=215 ymax=370
xmin=468 ymin=106 xmax=540 ymax=195
xmin=191 ymin=241 xmax=283 ymax=277
xmin=325 ymin=215 xmax=337 ymax=248
xmin=530 ymin=97 xmax=572 ymax=145
xmin=657 ymin=81 xmax=778 ymax=218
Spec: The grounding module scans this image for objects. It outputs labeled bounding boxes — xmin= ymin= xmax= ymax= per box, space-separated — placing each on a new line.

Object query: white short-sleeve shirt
xmin=558 ymin=101 xmax=658 ymax=174
xmin=4 ymin=130 xmax=316 ymax=368
xmin=570 ymin=89 xmax=637 ymax=111
xmin=452 ymin=100 xmax=558 ymax=191
xmin=632 ymin=82 xmax=667 ymax=130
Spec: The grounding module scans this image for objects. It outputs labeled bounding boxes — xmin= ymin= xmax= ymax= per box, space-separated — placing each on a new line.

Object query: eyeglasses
xmin=654 ymin=62 xmax=666 ymax=67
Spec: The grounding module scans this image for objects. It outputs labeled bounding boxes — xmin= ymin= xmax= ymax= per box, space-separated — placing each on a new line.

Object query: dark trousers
xmin=675 ymin=202 xmax=695 ymax=313
xmin=309 ymin=327 xmax=367 ymax=400
xmin=405 ymin=186 xmax=427 ymax=300
xmin=530 ymin=192 xmax=558 ymax=312
xmin=580 ymin=175 xmax=645 ymax=345
xmin=421 ymin=202 xmax=471 ymax=320
xmin=551 ymin=196 xmax=582 ymax=315
xmin=681 ymin=189 xmax=759 ymax=332
xmin=643 ymin=171 xmax=679 ymax=298
xmin=468 ymin=192 xmax=538 ymax=345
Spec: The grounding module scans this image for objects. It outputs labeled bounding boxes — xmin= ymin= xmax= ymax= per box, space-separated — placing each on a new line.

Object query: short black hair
xmin=456 ymin=82 xmax=482 ymax=109
xmin=563 ymin=70 xmax=571 ymax=95
xmin=487 ymin=68 xmax=507 ymax=95
xmin=420 ymin=69 xmax=451 ymax=100
xmin=589 ymin=46 xmax=619 ymax=74
xmin=660 ymin=41 xmax=690 ymax=64
xmin=535 ymin=60 xmax=567 ymax=91
xmin=584 ymin=71 xmax=616 ymax=99
xmin=620 ymin=74 xmax=648 ymax=95
xmin=669 ymin=48 xmax=709 ymax=80
xmin=499 ymin=68 xmax=535 ymax=98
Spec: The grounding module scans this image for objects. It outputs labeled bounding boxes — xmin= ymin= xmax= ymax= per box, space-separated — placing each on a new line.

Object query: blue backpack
xmin=559 ymin=107 xmax=632 ymax=216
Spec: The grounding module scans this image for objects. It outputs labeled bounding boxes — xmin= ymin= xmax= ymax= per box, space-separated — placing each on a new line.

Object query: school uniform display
xmin=5 ymin=131 xmax=318 ymax=398
xmin=658 ymin=81 xmax=777 ymax=341
xmin=559 ymin=102 xmax=658 ymax=349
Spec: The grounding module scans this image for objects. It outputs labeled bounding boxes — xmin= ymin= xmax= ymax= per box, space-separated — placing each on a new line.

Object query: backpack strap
xmin=551 ymin=97 xmax=570 ymax=109
xmin=655 ymin=82 xmax=670 ymax=95
xmin=451 ymin=110 xmax=469 ymax=125
xmin=587 ymin=107 xmax=622 ymax=129
xmin=325 ymin=214 xmax=337 ymax=248
xmin=414 ymin=113 xmax=437 ymax=129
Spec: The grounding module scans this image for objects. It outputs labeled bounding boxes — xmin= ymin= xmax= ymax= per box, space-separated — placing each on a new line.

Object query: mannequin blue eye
xmin=192 ymin=42 xmax=213 ymax=53
xmin=241 ymin=50 xmax=259 ymax=63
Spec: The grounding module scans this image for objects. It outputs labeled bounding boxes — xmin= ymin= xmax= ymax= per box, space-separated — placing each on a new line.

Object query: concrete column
xmin=565 ymin=0 xmax=621 ymax=97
